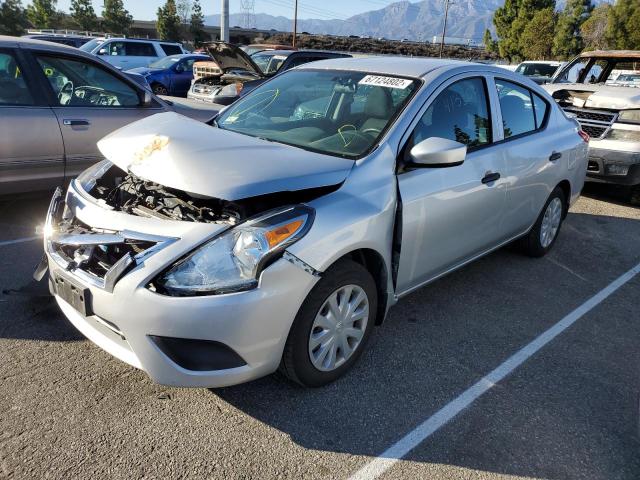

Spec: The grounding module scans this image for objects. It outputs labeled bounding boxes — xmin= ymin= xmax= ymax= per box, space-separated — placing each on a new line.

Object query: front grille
xmin=48 ymin=217 xmax=161 ymax=292
xmin=582 ymin=125 xmax=608 ymax=139
xmin=563 ymin=107 xmax=618 ymax=139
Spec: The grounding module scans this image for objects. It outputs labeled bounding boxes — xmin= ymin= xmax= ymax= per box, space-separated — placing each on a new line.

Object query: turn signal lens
xmin=265 ymin=219 xmax=304 ymax=248
xmin=578 ymin=130 xmax=590 ymax=143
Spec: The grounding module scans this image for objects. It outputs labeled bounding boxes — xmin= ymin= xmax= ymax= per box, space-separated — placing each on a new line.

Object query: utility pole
xmin=221 ymin=0 xmax=229 ymax=42
xmin=439 ymin=0 xmax=452 ymax=58
xmin=292 ymin=0 xmax=298 ymax=48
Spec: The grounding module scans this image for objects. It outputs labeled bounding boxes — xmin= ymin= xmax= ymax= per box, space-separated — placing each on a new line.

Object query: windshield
xmin=251 ymin=52 xmax=289 ymax=74
xmin=149 ymin=56 xmax=182 ymax=69
xmin=553 ymin=57 xmax=640 ymax=85
xmin=217 ymin=69 xmax=419 ymax=159
xmin=516 ymin=63 xmax=559 ymax=77
xmin=79 ymin=38 xmax=104 ymax=52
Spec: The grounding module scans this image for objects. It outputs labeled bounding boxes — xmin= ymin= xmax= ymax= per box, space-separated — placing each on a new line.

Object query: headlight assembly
xmin=617 ymin=109 xmax=640 ymax=124
xmin=154 ymin=205 xmax=314 ymax=296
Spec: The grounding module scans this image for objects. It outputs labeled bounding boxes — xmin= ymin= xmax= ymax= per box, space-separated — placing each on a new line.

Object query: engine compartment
xmin=87 ymin=167 xmax=243 ymax=224
xmin=84 ymin=164 xmax=339 ymax=225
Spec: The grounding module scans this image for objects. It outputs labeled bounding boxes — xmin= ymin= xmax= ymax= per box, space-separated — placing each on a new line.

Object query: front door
xmin=396 ymin=76 xmax=507 ymax=294
xmin=0 ymin=49 xmax=64 ymax=195
xmin=33 ymin=53 xmax=164 ymax=179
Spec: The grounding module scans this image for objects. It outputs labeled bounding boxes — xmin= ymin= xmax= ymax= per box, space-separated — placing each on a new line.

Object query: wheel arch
xmin=556 ymin=179 xmax=571 ymax=217
xmin=332 ymin=248 xmax=390 ymax=326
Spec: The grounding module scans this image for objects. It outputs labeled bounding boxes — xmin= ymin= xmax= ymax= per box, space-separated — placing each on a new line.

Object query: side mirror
xmin=174 ymin=64 xmax=185 ymax=73
xmin=141 ymin=90 xmax=154 ymax=107
xmin=409 ymin=137 xmax=467 ymax=167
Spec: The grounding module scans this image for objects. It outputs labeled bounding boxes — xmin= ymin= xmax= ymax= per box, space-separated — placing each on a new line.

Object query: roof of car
xmin=0 ymin=34 xmax=78 ymax=50
xmin=296 ymin=55 xmax=467 ymax=78
xmin=519 ymin=60 xmax=562 ymax=65
xmin=578 ymin=50 xmax=640 ymax=58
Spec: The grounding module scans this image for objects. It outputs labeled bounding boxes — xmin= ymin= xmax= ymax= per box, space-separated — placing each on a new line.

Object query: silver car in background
xmin=0 ymin=36 xmax=220 ymax=195
xmin=41 ymin=57 xmax=589 ymax=388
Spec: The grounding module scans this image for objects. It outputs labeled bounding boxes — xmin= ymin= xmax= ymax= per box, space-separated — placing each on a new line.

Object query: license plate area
xmin=53 ymin=271 xmax=93 ymax=317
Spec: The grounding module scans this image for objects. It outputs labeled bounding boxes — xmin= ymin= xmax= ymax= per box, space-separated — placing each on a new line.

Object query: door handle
xmin=481 ymin=172 xmax=501 ymax=184
xmin=549 ymin=151 xmax=562 ymax=162
xmin=63 ymin=119 xmax=90 ymax=126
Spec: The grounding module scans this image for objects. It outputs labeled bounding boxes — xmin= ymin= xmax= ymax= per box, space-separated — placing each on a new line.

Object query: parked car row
xmin=36 ymin=54 xmax=590 ymax=389
xmin=188 ymin=42 xmax=351 ymax=105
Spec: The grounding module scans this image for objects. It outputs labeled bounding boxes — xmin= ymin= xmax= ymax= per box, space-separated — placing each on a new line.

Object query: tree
xmin=606 ymin=0 xmax=640 ymax=50
xmin=492 ymin=0 xmax=556 ymax=61
xmin=26 ymin=0 xmax=57 ymax=28
xmin=102 ymin=0 xmax=133 ymax=35
xmin=0 ymin=0 xmax=29 ymax=36
xmin=177 ymin=0 xmax=192 ymax=25
xmin=190 ymin=0 xmax=207 ymax=47
xmin=552 ymin=0 xmax=592 ymax=59
xmin=581 ymin=4 xmax=611 ymax=51
xmin=157 ymin=0 xmax=181 ymax=42
xmin=70 ymin=0 xmax=98 ymax=31
xmin=482 ymin=28 xmax=497 ymax=53
xmin=522 ymin=8 xmax=556 ymax=59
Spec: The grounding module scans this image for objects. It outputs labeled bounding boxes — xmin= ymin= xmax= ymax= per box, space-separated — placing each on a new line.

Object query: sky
xmin=44 ymin=0 xmax=400 ymax=22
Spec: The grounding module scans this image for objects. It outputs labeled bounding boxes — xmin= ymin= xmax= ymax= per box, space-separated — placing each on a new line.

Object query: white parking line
xmin=0 ymin=236 xmax=40 ymax=247
xmin=348 ymin=261 xmax=640 ymax=480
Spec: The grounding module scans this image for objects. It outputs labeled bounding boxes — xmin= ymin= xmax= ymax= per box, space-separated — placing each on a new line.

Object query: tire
xmin=280 ymin=259 xmax=377 ymax=387
xmin=152 ymin=83 xmax=169 ymax=96
xmin=519 ymin=186 xmax=566 ymax=258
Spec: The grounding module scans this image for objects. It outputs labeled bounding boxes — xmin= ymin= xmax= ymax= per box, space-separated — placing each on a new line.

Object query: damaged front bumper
xmin=42 ymin=182 xmax=320 ymax=387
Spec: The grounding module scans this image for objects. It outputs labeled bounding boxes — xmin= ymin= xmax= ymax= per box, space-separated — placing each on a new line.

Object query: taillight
xmin=578 ymin=130 xmax=590 ymax=143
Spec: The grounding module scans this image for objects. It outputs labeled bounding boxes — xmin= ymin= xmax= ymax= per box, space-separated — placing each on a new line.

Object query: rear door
xmin=32 ymin=52 xmax=165 ymax=180
xmin=489 ymin=77 xmax=562 ymax=235
xmin=0 ymin=48 xmax=64 ymax=195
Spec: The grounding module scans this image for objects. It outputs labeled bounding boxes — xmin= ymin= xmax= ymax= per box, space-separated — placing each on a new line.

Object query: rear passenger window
xmin=496 ymin=80 xmax=547 ymax=137
xmin=0 ymin=52 xmax=34 ymax=106
xmin=160 ymin=44 xmax=183 ymax=55
xmin=125 ymin=42 xmax=157 ymax=57
xmin=411 ymin=77 xmax=492 ymax=149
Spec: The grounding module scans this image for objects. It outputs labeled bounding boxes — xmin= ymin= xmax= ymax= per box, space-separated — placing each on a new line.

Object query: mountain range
xmin=205 ymin=0 xmax=609 ymax=43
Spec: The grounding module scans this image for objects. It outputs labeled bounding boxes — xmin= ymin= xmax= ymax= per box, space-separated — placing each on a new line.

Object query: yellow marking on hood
xmin=132 ymin=135 xmax=170 ymax=165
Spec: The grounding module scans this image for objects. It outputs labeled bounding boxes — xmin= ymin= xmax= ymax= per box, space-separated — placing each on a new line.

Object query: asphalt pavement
xmin=0 ymin=184 xmax=639 ymax=480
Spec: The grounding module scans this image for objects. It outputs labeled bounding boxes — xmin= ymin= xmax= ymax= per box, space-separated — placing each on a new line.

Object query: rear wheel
xmin=152 ymin=83 xmax=169 ymax=96
xmin=280 ymin=259 xmax=377 ymax=387
xmin=519 ymin=186 xmax=566 ymax=257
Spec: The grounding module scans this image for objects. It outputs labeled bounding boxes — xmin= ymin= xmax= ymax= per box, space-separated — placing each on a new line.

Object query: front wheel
xmin=280 ymin=259 xmax=377 ymax=387
xmin=519 ymin=186 xmax=566 ymax=257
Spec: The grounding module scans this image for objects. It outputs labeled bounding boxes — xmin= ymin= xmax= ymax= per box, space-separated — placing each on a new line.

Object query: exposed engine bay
xmin=84 ymin=164 xmax=339 ymax=225
xmin=550 ymin=89 xmax=594 ymax=108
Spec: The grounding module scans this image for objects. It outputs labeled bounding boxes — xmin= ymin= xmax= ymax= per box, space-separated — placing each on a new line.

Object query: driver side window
xmin=36 ymin=55 xmax=140 ymax=107
xmin=410 ymin=77 xmax=492 ymax=150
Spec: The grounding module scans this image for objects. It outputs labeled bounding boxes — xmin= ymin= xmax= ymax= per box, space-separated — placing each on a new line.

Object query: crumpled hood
xmin=544 ymin=83 xmax=640 ymax=110
xmin=97 ymin=112 xmax=353 ymax=200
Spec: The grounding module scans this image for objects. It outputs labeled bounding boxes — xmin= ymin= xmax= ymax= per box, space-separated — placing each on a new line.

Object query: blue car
xmin=127 ymin=54 xmax=209 ymax=97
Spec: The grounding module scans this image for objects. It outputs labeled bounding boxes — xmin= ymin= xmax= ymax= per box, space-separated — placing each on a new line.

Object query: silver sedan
xmin=41 ymin=57 xmax=589 ymax=388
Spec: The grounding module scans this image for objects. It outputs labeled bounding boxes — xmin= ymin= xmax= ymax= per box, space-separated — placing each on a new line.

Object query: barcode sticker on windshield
xmin=358 ymin=75 xmax=412 ymax=89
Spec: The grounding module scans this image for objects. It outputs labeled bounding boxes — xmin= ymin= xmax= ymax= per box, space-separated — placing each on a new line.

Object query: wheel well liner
xmin=557 ymin=180 xmax=571 ymax=217
xmin=340 ymin=249 xmax=389 ymax=325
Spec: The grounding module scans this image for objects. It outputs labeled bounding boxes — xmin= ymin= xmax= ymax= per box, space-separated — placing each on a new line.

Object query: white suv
xmin=80 ymin=38 xmax=188 ymax=69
